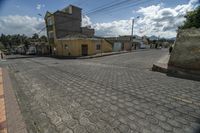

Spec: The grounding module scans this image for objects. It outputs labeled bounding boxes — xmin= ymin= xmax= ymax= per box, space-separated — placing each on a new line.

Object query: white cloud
xmin=135 ymin=0 xmax=198 ymax=38
xmin=82 ymin=15 xmax=92 ymax=27
xmin=83 ymin=0 xmax=198 ymax=38
xmin=36 ymin=4 xmax=45 ymax=10
xmin=1 ymin=0 xmax=198 ymax=38
xmin=93 ymin=20 xmax=132 ymax=37
xmin=0 ymin=15 xmax=46 ymax=36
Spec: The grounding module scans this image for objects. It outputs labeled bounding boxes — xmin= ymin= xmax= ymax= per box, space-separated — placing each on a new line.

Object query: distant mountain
xmin=134 ymin=35 xmax=141 ymax=39
xmin=148 ymin=35 xmax=176 ymax=41
xmin=168 ymin=37 xmax=176 ymax=41
xmin=148 ymin=35 xmax=158 ymax=40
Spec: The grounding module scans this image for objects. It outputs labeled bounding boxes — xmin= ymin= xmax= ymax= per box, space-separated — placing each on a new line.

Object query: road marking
xmin=171 ymin=96 xmax=200 ymax=106
xmin=0 ymin=68 xmax=7 ymax=133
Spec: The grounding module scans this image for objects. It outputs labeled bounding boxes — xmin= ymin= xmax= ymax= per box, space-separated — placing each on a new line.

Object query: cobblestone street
xmin=2 ymin=49 xmax=200 ymax=133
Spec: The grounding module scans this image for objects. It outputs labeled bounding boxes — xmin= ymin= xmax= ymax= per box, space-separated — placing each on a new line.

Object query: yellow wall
xmin=101 ymin=40 xmax=113 ymax=53
xmin=124 ymin=42 xmax=131 ymax=51
xmin=54 ymin=39 xmax=112 ymax=56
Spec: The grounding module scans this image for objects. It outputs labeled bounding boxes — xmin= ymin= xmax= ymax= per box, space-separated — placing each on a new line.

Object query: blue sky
xmin=0 ymin=0 xmax=199 ymax=38
xmin=0 ymin=0 xmax=190 ymax=23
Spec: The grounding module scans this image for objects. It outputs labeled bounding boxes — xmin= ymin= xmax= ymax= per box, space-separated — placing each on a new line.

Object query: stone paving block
xmin=1 ymin=49 xmax=200 ymax=133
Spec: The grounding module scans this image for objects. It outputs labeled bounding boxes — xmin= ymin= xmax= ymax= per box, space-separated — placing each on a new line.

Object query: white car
xmin=140 ymin=42 xmax=146 ymax=49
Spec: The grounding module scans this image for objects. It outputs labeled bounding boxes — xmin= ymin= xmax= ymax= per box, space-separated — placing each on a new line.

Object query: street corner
xmin=0 ymin=68 xmax=7 ymax=133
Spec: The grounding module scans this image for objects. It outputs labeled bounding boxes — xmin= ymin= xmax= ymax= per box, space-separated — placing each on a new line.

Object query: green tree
xmin=0 ymin=34 xmax=31 ymax=50
xmin=32 ymin=33 xmax=39 ymax=40
xmin=40 ymin=35 xmax=47 ymax=42
xmin=0 ymin=42 xmax=5 ymax=50
xmin=180 ymin=6 xmax=200 ymax=29
xmin=0 ymin=34 xmax=7 ymax=48
xmin=21 ymin=34 xmax=28 ymax=44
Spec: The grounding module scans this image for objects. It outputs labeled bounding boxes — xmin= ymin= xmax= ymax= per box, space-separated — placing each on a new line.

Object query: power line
xmin=73 ymin=0 xmax=93 ymax=7
xmin=37 ymin=27 xmax=46 ymax=35
xmin=84 ymin=0 xmax=120 ymax=13
xmin=37 ymin=0 xmax=156 ymax=35
xmin=85 ymin=0 xmax=137 ymax=15
xmin=93 ymin=0 xmax=155 ymax=15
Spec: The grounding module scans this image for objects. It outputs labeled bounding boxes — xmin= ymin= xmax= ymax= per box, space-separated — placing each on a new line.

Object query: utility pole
xmin=131 ymin=19 xmax=134 ymax=51
xmin=131 ymin=16 xmax=140 ymax=50
xmin=101 ymin=39 xmax=102 ymax=56
xmin=131 ymin=19 xmax=134 ymax=38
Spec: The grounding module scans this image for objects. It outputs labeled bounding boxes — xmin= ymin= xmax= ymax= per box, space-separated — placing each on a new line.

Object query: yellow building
xmin=54 ymin=37 xmax=112 ymax=57
xmin=44 ymin=5 xmax=112 ymax=57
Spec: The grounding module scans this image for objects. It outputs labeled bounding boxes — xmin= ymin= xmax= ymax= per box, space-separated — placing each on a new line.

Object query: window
xmin=47 ymin=17 xmax=53 ymax=26
xmin=65 ymin=44 xmax=68 ymax=49
xmin=48 ymin=31 xmax=54 ymax=38
xmin=96 ymin=44 xmax=101 ymax=50
xmin=69 ymin=6 xmax=72 ymax=14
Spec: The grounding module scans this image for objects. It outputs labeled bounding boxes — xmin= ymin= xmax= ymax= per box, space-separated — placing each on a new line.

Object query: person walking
xmin=0 ymin=51 xmax=4 ymax=60
xmin=169 ymin=45 xmax=173 ymax=54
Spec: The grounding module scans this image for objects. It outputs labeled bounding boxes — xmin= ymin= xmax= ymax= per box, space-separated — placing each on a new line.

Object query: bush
xmin=180 ymin=6 xmax=200 ymax=29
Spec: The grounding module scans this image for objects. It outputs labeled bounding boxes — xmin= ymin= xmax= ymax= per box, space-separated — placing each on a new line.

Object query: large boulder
xmin=168 ymin=28 xmax=200 ymax=71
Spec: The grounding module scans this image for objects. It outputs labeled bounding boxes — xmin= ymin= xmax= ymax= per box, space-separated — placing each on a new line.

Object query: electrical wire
xmin=37 ymin=0 xmax=156 ymax=35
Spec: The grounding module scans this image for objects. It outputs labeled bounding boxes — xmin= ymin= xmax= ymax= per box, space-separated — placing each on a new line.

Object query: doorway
xmin=81 ymin=45 xmax=88 ymax=56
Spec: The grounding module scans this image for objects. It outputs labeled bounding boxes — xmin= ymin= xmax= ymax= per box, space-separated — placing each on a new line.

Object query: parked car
xmin=139 ymin=42 xmax=146 ymax=49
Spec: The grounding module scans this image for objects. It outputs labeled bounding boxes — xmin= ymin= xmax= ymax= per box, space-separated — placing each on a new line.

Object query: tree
xmin=21 ymin=34 xmax=28 ymax=44
xmin=0 ymin=34 xmax=32 ymax=50
xmin=32 ymin=33 xmax=39 ymax=40
xmin=0 ymin=42 xmax=5 ymax=50
xmin=0 ymin=34 xmax=11 ymax=48
xmin=40 ymin=35 xmax=47 ymax=42
xmin=179 ymin=6 xmax=200 ymax=29
xmin=0 ymin=34 xmax=7 ymax=48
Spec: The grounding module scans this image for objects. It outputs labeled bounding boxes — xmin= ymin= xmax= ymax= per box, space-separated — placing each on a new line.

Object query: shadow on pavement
xmin=6 ymin=55 xmax=76 ymax=60
xmin=194 ymin=119 xmax=200 ymax=133
xmin=0 ymin=121 xmax=7 ymax=130
xmin=166 ymin=73 xmax=200 ymax=82
xmin=6 ymin=55 xmax=38 ymax=60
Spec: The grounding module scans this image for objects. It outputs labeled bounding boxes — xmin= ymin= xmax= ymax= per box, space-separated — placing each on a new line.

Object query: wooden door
xmin=81 ymin=45 xmax=88 ymax=56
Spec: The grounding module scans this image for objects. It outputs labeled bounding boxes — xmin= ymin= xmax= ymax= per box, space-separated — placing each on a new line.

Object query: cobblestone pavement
xmin=1 ymin=49 xmax=200 ymax=133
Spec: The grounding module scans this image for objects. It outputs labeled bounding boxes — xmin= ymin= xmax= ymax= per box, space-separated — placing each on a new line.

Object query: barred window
xmin=96 ymin=44 xmax=101 ymax=50
xmin=47 ymin=17 xmax=53 ymax=26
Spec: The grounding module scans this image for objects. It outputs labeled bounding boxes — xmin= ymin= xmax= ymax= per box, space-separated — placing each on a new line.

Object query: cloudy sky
xmin=0 ymin=0 xmax=199 ymax=38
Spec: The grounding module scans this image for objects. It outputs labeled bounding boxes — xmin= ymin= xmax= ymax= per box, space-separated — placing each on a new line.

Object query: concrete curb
xmin=2 ymin=68 xmax=28 ymax=133
xmin=0 ymin=68 xmax=7 ymax=133
xmin=6 ymin=49 xmax=153 ymax=60
xmin=152 ymin=61 xmax=200 ymax=81
xmin=78 ymin=51 xmax=129 ymax=59
xmin=152 ymin=54 xmax=169 ymax=73
xmin=75 ymin=49 xmax=153 ymax=59
xmin=167 ymin=66 xmax=200 ymax=81
xmin=152 ymin=63 xmax=168 ymax=73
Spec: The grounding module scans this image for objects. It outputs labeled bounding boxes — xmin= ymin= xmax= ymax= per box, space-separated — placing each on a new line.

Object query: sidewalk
xmin=78 ymin=51 xmax=129 ymax=59
xmin=152 ymin=54 xmax=200 ymax=81
xmin=0 ymin=68 xmax=7 ymax=133
xmin=152 ymin=54 xmax=170 ymax=73
xmin=5 ymin=49 xmax=153 ymax=60
xmin=78 ymin=49 xmax=152 ymax=59
xmin=0 ymin=68 xmax=27 ymax=133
